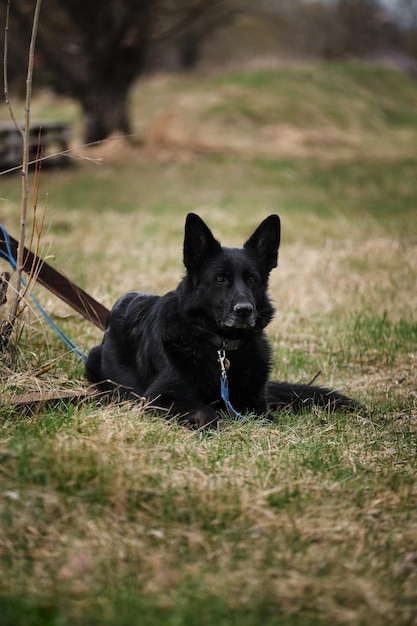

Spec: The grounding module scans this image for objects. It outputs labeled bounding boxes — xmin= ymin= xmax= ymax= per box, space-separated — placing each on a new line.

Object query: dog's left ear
xmin=183 ymin=213 xmax=221 ymax=270
xmin=244 ymin=214 xmax=281 ymax=273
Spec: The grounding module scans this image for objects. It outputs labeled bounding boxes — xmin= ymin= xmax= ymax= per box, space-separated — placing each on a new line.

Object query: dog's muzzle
xmin=221 ymin=303 xmax=256 ymax=330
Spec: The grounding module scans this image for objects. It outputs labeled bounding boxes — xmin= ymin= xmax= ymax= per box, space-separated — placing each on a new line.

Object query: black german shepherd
xmin=86 ymin=213 xmax=355 ymax=428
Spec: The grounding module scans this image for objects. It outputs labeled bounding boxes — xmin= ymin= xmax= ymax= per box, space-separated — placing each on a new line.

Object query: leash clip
xmin=217 ymin=348 xmax=245 ymax=420
xmin=217 ymin=348 xmax=229 ymax=377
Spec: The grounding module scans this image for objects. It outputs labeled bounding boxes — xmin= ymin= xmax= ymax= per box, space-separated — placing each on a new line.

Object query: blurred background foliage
xmin=2 ymin=0 xmax=417 ymax=143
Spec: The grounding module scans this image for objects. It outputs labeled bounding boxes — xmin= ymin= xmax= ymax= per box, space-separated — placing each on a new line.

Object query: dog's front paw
xmin=179 ymin=405 xmax=219 ymax=430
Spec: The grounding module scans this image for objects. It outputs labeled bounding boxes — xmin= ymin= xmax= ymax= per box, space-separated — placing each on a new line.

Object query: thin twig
xmin=3 ymin=0 xmax=23 ymax=137
xmin=307 ymin=370 xmax=322 ymax=386
xmin=21 ymin=132 xmax=47 ymax=304
xmin=8 ymin=0 xmax=43 ymax=326
xmin=0 ymin=132 xmax=141 ymax=177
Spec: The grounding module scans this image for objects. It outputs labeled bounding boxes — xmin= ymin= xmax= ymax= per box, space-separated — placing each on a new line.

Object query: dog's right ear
xmin=183 ymin=213 xmax=221 ymax=270
xmin=244 ymin=214 xmax=280 ymax=273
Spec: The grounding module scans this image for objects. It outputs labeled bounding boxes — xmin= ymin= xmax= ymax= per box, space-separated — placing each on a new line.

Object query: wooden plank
xmin=0 ymin=233 xmax=109 ymax=331
xmin=2 ymin=389 xmax=91 ymax=415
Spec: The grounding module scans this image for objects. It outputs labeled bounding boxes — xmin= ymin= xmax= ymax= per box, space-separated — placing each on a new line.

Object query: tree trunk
xmin=80 ymin=85 xmax=132 ymax=145
xmin=8 ymin=0 xmax=233 ymax=145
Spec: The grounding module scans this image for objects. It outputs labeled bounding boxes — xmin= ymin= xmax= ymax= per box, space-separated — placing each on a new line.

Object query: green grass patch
xmin=208 ymin=62 xmax=417 ymax=132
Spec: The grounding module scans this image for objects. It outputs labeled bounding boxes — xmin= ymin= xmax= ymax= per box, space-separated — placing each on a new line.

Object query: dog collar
xmin=208 ymin=335 xmax=242 ymax=351
xmin=222 ymin=338 xmax=242 ymax=351
xmin=192 ymin=322 xmax=243 ymax=351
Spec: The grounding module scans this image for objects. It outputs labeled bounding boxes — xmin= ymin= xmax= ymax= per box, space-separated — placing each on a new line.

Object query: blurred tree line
xmin=2 ymin=0 xmax=417 ymax=143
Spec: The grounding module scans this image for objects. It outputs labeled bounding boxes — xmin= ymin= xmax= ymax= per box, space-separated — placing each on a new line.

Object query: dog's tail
xmin=266 ymin=381 xmax=357 ymax=412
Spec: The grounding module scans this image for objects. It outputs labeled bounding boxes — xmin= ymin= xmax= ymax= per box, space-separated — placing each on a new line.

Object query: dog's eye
xmin=216 ymin=275 xmax=226 ymax=283
xmin=248 ymin=275 xmax=257 ymax=284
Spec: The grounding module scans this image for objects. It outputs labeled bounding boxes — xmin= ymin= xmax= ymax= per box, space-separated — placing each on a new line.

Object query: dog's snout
xmin=234 ymin=303 xmax=254 ymax=318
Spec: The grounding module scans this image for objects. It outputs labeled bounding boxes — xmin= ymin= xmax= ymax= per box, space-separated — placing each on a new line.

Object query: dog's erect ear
xmin=183 ymin=213 xmax=221 ymax=270
xmin=244 ymin=214 xmax=280 ymax=273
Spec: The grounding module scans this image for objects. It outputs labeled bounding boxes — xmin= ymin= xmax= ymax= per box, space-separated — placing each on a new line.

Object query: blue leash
xmin=0 ymin=225 xmax=87 ymax=362
xmin=217 ymin=348 xmax=246 ymax=420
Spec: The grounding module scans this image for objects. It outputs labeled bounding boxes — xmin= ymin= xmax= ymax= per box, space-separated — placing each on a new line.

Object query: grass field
xmin=1 ymin=62 xmax=417 ymax=625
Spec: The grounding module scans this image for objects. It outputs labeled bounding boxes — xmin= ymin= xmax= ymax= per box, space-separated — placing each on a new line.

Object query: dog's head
xmin=181 ymin=213 xmax=280 ymax=337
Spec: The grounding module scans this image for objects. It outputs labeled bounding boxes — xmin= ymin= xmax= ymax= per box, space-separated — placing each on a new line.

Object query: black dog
xmin=86 ymin=213 xmax=355 ymax=428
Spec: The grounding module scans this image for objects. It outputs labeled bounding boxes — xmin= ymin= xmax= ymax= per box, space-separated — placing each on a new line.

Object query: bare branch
xmin=3 ymin=0 xmax=23 ymax=136
xmin=7 ymin=0 xmax=43 ymax=329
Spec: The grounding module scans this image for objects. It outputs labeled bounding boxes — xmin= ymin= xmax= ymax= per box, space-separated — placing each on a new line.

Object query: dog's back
xmin=86 ymin=291 xmax=167 ymax=398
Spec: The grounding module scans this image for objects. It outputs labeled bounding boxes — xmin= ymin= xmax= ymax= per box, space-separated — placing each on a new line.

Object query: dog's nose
xmin=234 ymin=303 xmax=254 ymax=318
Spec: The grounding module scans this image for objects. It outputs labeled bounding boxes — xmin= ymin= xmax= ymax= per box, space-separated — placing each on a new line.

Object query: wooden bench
xmin=0 ymin=120 xmax=72 ymax=171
